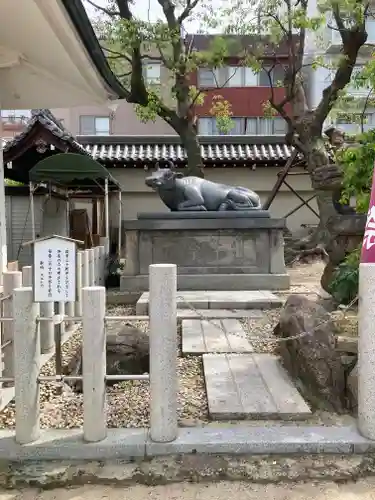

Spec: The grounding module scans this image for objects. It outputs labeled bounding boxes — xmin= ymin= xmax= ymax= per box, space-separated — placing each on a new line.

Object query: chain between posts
xmin=0 ymin=293 xmax=359 ymax=344
xmin=176 ymin=294 xmax=359 ymax=345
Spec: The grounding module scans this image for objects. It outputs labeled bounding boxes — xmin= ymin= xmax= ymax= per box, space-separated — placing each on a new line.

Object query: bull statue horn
xmin=166 ymin=160 xmax=175 ymax=170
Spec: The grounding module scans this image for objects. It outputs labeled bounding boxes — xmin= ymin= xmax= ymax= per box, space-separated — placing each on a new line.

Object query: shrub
xmin=328 ymin=247 xmax=360 ymax=305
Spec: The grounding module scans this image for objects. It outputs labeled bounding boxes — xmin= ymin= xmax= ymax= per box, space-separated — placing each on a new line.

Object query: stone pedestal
xmin=120 ymin=211 xmax=289 ymax=292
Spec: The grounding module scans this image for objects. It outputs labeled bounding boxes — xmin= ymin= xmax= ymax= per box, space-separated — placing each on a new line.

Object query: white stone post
xmin=88 ymin=248 xmax=95 ymax=286
xmin=94 ymin=246 xmax=100 ymax=285
xmin=104 ymin=178 xmax=110 ymax=255
xmin=65 ymin=301 xmax=75 ymax=331
xmin=22 ymin=266 xmax=33 ymax=287
xmin=100 ymin=237 xmax=108 ymax=283
xmin=58 ymin=301 xmax=65 ymax=337
xmin=40 ymin=302 xmax=54 ymax=353
xmin=82 ymin=286 xmax=106 ymax=442
xmin=0 ymin=115 xmax=8 ymax=286
xmin=75 ymin=251 xmax=83 ymax=317
xmin=100 ymin=236 xmax=108 ymax=256
xmin=358 ymin=263 xmax=375 ymax=439
xmin=149 ymin=264 xmax=178 ymax=443
xmin=3 ymin=271 xmax=22 ymax=380
xmin=13 ymin=287 xmax=40 ymax=444
xmin=82 ymin=249 xmax=89 ymax=288
xmin=98 ymin=246 xmax=105 ymax=285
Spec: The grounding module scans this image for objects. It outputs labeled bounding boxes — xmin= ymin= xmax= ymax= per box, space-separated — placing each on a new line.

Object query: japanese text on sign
xmin=33 ymin=237 xmax=76 ymax=303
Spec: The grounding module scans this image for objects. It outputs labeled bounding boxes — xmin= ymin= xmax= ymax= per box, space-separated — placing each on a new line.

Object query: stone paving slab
xmin=146 ymin=424 xmax=371 ymax=456
xmin=0 ymin=425 xmax=372 ymax=461
xmin=136 ymin=291 xmax=283 ymax=315
xmin=177 ymin=309 xmax=264 ymax=319
xmin=182 ymin=319 xmax=254 ymax=354
xmin=203 ymin=353 xmax=311 ymax=420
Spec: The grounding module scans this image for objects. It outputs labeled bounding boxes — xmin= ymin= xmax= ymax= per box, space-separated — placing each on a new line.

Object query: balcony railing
xmin=1 ymin=115 xmax=30 ymax=126
xmin=326 ymin=17 xmax=375 ymax=49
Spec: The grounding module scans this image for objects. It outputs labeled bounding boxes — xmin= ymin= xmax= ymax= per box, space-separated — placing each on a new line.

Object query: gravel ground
xmin=5 ymin=479 xmax=375 ymax=499
xmin=0 ymin=306 xmax=208 ymax=429
xmin=0 ymin=260 xmax=355 ymax=429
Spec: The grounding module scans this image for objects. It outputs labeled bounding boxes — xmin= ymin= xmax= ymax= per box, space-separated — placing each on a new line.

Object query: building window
xmin=198 ymin=116 xmax=287 ymax=135
xmin=198 ymin=65 xmax=284 ymax=88
xmin=79 ymin=116 xmax=110 ymax=135
xmin=226 ymin=66 xmax=258 ymax=87
xmin=144 ymin=62 xmax=161 ymax=84
xmin=198 ymin=68 xmax=220 ymax=87
xmin=259 ymin=66 xmax=285 ymax=87
xmin=336 ymin=112 xmax=374 ymax=134
xmin=1 ymin=109 xmax=31 ymax=124
xmin=246 ymin=117 xmax=287 ymax=134
xmin=325 ymin=66 xmax=370 ymax=92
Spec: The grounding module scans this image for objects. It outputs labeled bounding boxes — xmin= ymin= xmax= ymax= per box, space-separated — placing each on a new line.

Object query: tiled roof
xmin=78 ymin=135 xmax=295 ymax=167
xmin=185 ymin=34 xmax=299 ymax=58
xmin=3 ymin=109 xmax=87 ymax=157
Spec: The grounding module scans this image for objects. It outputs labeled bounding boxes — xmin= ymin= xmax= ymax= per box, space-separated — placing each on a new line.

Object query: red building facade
xmin=187 ymin=35 xmax=292 ymax=136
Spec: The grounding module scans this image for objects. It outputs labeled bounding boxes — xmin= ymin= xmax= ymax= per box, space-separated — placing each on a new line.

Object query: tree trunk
xmin=294 ymin=128 xmax=365 ymax=293
xmin=180 ymin=126 xmax=204 ymax=178
xmin=297 ymin=130 xmax=340 ymax=242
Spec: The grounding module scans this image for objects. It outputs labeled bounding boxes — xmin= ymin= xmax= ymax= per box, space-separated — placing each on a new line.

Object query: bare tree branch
xmin=86 ymin=0 xmax=120 ymax=17
xmin=360 ymin=87 xmax=374 ymax=132
xmin=314 ymin=2 xmax=368 ymax=125
xmin=178 ymin=0 xmax=200 ymax=23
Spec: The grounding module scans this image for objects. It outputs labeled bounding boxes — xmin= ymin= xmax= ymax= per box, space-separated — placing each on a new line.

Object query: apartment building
xmin=303 ymin=1 xmax=375 ymax=134
xmin=4 ymin=25 xmax=372 ymax=139
xmin=51 ymin=59 xmax=176 ymax=136
xmin=49 ymin=34 xmax=292 ymax=138
xmin=187 ymin=35 xmax=291 ymax=136
xmin=1 ymin=109 xmax=31 ymax=139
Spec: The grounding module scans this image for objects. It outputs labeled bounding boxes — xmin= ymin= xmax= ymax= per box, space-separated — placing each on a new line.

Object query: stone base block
xmin=122 ymin=273 xmax=289 ymax=293
xmin=121 ymin=214 xmax=289 ymax=294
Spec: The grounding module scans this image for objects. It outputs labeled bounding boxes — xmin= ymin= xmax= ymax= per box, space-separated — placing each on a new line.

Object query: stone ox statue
xmin=145 ymin=161 xmax=262 ymax=211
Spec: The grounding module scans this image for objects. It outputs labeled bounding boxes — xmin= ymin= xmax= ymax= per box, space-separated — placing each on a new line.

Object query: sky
xmin=84 ymin=0 xmax=222 ymax=32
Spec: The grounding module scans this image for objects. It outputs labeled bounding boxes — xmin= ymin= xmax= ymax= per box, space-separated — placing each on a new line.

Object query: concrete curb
xmin=0 ymin=425 xmax=374 ymax=461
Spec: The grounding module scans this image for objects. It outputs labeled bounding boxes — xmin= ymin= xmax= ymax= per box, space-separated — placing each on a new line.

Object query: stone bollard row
xmin=81 ymin=264 xmax=178 ymax=444
xmin=82 ymin=249 xmax=89 ymax=288
xmin=11 ymin=264 xmax=178 ymax=445
xmin=3 ymin=271 xmax=22 ymax=382
xmin=21 ymin=266 xmax=54 ymax=354
xmin=75 ymin=250 xmax=83 ymax=317
xmin=98 ymin=246 xmax=105 ymax=285
xmin=88 ymin=248 xmax=95 ymax=287
xmin=21 ymin=266 xmax=32 ymax=287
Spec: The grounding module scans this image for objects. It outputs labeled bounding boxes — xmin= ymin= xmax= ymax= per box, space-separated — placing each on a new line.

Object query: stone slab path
xmin=177 ymin=309 xmax=264 ymax=319
xmin=182 ymin=318 xmax=254 ymax=354
xmin=203 ymin=353 xmax=311 ymax=420
xmin=136 ymin=291 xmax=283 ymax=314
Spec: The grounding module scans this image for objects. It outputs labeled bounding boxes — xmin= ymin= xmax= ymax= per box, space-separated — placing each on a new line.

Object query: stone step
xmin=182 ymin=319 xmax=254 ymax=355
xmin=177 ymin=309 xmax=264 ymax=319
xmin=203 ymin=353 xmax=311 ymax=421
xmin=136 ymin=291 xmax=283 ymax=315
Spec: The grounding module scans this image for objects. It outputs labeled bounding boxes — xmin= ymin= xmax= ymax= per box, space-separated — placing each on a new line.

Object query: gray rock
xmin=274 ymin=295 xmax=346 ymax=413
xmin=347 ymin=362 xmax=358 ymax=412
xmin=64 ymin=325 xmax=149 ymax=391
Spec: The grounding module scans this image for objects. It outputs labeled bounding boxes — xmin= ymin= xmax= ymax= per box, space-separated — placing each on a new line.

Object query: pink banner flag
xmin=361 ymin=162 xmax=375 ymax=263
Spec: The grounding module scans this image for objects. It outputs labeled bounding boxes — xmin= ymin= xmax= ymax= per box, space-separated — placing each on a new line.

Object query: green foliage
xmin=338 ymin=128 xmax=375 ymax=213
xmin=4 ymin=179 xmax=23 ymax=186
xmin=328 ymin=247 xmax=360 ymax=305
xmin=92 ymin=0 xmax=373 ymax=173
